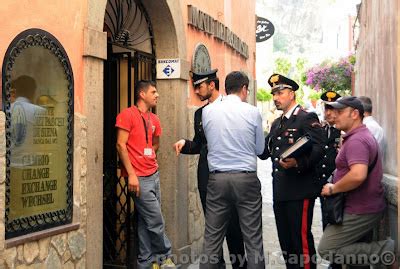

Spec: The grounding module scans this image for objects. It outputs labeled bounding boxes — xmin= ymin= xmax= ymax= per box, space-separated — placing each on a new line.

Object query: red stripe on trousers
xmin=301 ymin=199 xmax=310 ymax=269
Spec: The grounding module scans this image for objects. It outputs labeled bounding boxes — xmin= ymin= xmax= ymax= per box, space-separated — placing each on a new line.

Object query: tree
xmin=308 ymin=89 xmax=321 ymax=101
xmin=256 ymin=88 xmax=272 ymax=102
xmin=274 ymin=57 xmax=291 ymax=76
xmin=273 ymin=56 xmax=308 ymax=106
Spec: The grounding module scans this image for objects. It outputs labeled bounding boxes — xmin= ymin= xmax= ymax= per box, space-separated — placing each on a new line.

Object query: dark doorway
xmin=102 ymin=1 xmax=155 ymax=267
xmin=102 ymin=48 xmax=155 ymax=269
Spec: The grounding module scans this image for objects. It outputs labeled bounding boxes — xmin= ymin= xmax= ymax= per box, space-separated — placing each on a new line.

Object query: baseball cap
xmin=327 ymin=96 xmax=365 ymax=115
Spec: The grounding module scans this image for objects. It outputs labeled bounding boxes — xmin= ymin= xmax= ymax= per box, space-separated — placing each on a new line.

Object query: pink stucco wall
xmin=181 ymin=0 xmax=256 ymax=106
xmin=0 ymin=0 xmax=87 ymax=113
xmin=0 ymin=0 xmax=256 ymax=110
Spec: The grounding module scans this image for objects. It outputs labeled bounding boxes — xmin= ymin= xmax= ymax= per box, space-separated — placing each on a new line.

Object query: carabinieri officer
xmin=259 ymin=74 xmax=326 ymax=269
xmin=318 ymin=91 xmax=342 ymax=230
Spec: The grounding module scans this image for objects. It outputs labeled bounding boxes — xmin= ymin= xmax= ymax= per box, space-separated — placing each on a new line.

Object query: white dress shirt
xmin=363 ymin=116 xmax=385 ymax=154
xmin=202 ymin=94 xmax=265 ymax=172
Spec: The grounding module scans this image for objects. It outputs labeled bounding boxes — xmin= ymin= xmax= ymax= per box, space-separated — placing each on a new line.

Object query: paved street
xmin=189 ymin=159 xmax=329 ymax=268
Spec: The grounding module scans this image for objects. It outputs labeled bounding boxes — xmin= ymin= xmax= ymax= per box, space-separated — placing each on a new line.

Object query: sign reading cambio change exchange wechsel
xmin=3 ymin=29 xmax=73 ymax=238
xmin=10 ymin=103 xmax=68 ymax=220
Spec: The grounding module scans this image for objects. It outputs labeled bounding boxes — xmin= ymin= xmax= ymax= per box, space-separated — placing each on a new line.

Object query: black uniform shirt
xmin=181 ymin=95 xmax=224 ymax=191
xmin=317 ymin=124 xmax=341 ymax=184
xmin=180 ymin=105 xmax=209 ymax=191
xmin=259 ymin=106 xmax=326 ymax=201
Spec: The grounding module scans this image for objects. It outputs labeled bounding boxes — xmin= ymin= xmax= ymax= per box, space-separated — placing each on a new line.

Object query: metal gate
xmin=103 ymin=47 xmax=155 ymax=268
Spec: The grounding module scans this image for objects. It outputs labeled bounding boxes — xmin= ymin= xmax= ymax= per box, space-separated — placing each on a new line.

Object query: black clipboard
xmin=280 ymin=135 xmax=312 ymax=159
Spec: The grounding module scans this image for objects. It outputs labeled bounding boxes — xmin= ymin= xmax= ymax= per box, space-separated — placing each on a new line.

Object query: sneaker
xmin=161 ymin=258 xmax=176 ymax=268
xmin=152 ymin=262 xmax=160 ymax=269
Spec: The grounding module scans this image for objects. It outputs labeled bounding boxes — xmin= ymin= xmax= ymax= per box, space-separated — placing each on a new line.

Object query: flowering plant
xmin=303 ymin=54 xmax=355 ymax=96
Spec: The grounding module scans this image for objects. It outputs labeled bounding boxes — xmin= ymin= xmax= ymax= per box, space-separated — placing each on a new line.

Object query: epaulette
xmin=293 ymin=106 xmax=302 ymax=116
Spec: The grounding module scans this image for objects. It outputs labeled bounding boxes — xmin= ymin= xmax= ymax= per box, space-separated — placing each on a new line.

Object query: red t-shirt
xmin=115 ymin=106 xmax=162 ymax=177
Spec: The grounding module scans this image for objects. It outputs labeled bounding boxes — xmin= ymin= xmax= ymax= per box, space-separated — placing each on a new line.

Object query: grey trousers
xmin=200 ymin=172 xmax=265 ymax=269
xmin=134 ymin=171 xmax=172 ymax=269
xmin=318 ymin=212 xmax=395 ymax=266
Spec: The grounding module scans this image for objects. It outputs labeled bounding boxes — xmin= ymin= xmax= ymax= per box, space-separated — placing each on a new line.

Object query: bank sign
xmin=156 ymin=59 xmax=181 ymax=79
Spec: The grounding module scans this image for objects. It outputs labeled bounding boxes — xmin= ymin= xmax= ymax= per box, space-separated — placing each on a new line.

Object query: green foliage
xmin=308 ymin=89 xmax=321 ymax=101
xmin=295 ymin=89 xmax=305 ymax=106
xmin=295 ymin=58 xmax=307 ymax=73
xmin=256 ymin=88 xmax=272 ymax=102
xmin=274 ymin=57 xmax=292 ymax=76
xmin=348 ymin=54 xmax=356 ymax=65
xmin=272 ymin=56 xmax=309 ymax=106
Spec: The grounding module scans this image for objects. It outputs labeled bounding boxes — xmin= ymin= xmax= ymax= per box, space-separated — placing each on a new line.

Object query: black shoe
xmin=328 ymin=263 xmax=342 ymax=269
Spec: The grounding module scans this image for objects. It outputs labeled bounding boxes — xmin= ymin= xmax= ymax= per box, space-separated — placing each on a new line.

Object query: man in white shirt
xmin=173 ymin=69 xmax=246 ymax=268
xmin=358 ymin=96 xmax=385 ymax=155
xmin=200 ymin=71 xmax=265 ymax=269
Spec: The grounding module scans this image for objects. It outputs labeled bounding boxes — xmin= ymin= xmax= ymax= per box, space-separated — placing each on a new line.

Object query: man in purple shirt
xmin=318 ymin=96 xmax=396 ymax=268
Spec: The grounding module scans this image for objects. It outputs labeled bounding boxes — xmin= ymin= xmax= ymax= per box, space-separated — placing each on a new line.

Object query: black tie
xmin=280 ymin=116 xmax=288 ymax=129
xmin=326 ymin=126 xmax=332 ymax=139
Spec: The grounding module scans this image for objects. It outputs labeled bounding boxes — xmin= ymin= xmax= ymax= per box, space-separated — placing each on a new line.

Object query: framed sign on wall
xmin=1 ymin=28 xmax=74 ymax=238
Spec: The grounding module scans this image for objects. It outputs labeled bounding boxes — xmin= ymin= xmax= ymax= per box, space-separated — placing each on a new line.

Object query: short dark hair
xmin=134 ymin=80 xmax=156 ymax=103
xmin=207 ymin=78 xmax=219 ymax=91
xmin=11 ymin=75 xmax=37 ymax=101
xmin=225 ymin=71 xmax=249 ymax=95
xmin=358 ymin=96 xmax=372 ymax=113
xmin=324 ymin=104 xmax=334 ymax=110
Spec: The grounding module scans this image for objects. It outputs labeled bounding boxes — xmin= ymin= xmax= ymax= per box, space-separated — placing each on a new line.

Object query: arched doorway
xmin=102 ymin=0 xmax=155 ymax=267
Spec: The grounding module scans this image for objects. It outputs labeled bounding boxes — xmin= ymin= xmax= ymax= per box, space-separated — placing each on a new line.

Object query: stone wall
xmin=354 ymin=0 xmax=398 ymax=176
xmin=0 ymin=113 xmax=88 ymax=269
xmin=4 ymin=231 xmax=86 ymax=269
xmin=354 ymin=0 xmax=399 ymax=251
xmin=186 ymin=108 xmax=205 ymax=257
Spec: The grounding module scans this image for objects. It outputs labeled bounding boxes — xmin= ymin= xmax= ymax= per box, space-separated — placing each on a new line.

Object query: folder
xmin=279 ymin=135 xmax=312 ymax=159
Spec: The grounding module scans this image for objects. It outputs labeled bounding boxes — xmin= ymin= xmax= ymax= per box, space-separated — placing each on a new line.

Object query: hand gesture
xmin=173 ymin=139 xmax=186 ymax=156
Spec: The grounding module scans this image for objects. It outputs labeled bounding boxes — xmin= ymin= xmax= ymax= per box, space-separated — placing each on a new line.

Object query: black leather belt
xmin=210 ymin=170 xmax=256 ymax=174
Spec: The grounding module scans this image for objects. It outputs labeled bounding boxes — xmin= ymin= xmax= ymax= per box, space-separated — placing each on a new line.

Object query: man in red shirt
xmin=116 ymin=80 xmax=175 ymax=269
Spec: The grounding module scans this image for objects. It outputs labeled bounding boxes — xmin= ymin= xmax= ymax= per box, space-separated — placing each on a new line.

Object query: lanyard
xmin=140 ymin=111 xmax=151 ymax=145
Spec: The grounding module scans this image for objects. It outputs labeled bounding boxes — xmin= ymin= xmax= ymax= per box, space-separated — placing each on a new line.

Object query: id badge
xmin=144 ymin=148 xmax=152 ymax=156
